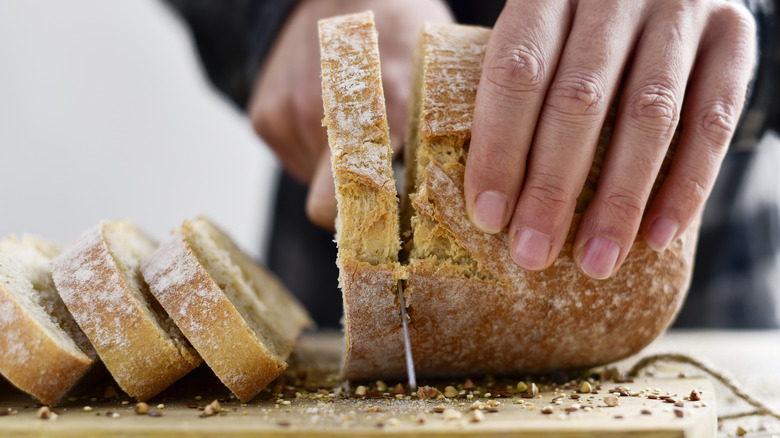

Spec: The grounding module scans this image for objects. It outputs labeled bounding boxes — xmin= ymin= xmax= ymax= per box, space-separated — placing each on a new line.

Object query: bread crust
xmin=140 ymin=229 xmax=286 ymax=402
xmin=52 ymin=223 xmax=201 ymax=401
xmin=0 ymin=285 xmax=95 ymax=406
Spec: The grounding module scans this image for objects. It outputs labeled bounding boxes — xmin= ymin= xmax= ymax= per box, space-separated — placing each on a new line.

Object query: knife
xmin=397 ymin=280 xmax=417 ymax=390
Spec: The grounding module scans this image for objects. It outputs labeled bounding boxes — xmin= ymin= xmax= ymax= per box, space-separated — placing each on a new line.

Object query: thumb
xmin=306 ymin=151 xmax=338 ymax=231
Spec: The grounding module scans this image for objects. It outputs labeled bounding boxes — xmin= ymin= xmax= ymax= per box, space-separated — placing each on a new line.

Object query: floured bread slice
xmin=0 ymin=235 xmax=96 ymax=405
xmin=52 ymin=220 xmax=201 ymax=401
xmin=319 ymin=11 xmax=406 ymax=380
xmin=140 ymin=217 xmax=312 ymax=402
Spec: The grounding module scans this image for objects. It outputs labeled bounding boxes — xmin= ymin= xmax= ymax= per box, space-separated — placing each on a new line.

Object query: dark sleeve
xmin=162 ymin=0 xmax=298 ymax=108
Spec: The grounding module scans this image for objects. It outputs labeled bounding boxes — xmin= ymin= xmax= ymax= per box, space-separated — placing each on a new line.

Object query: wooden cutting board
xmin=0 ymin=333 xmax=716 ymax=437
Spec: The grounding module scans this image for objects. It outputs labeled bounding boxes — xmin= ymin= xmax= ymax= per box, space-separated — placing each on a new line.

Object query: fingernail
xmin=646 ymin=217 xmax=678 ymax=251
xmin=473 ymin=191 xmax=508 ymax=234
xmin=511 ymin=227 xmax=552 ymax=271
xmin=579 ymin=236 xmax=620 ymax=280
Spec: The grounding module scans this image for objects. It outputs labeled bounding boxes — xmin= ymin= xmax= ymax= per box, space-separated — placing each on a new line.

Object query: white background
xmin=0 ymin=0 xmax=278 ymax=261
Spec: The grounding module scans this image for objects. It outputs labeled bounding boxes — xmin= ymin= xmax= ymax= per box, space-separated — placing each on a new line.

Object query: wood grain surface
xmin=4 ymin=331 xmax=758 ymax=437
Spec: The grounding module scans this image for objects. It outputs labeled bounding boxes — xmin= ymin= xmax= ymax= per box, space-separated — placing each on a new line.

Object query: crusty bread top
xmin=319 ymin=11 xmax=401 ymax=266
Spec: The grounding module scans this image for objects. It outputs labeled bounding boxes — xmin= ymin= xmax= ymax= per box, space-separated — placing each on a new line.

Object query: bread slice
xmin=51 ymin=220 xmax=202 ymax=401
xmin=322 ymin=19 xmax=699 ymax=379
xmin=319 ymin=11 xmax=407 ymax=379
xmin=140 ymin=217 xmax=312 ymax=402
xmin=0 ymin=235 xmax=96 ymax=405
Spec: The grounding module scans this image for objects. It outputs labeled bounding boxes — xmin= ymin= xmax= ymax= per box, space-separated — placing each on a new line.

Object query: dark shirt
xmin=164 ymin=0 xmax=780 ymax=328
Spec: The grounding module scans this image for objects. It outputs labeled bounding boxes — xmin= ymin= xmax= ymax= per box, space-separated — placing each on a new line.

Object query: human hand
xmin=464 ymin=0 xmax=756 ymax=279
xmin=248 ymin=0 xmax=452 ymax=230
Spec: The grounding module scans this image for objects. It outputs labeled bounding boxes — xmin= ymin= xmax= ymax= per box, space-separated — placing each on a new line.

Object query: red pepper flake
xmin=689 ymin=389 xmax=701 ymax=401
xmin=149 ymin=412 xmax=163 ymax=418
xmin=432 ymin=407 xmax=445 ymax=414
xmin=614 ymin=415 xmax=624 ymax=419
xmin=647 ymin=395 xmax=659 ymax=400
xmin=277 ymin=421 xmax=291 ymax=427
xmin=565 ymin=407 xmax=579 ymax=413
xmin=641 ymin=409 xmax=652 ymax=415
xmin=186 ymin=403 xmax=200 ymax=409
xmin=487 ymin=408 xmax=499 ymax=413
xmin=664 ymin=398 xmax=677 ymax=404
xmin=464 ymin=379 xmax=475 ymax=390
xmin=674 ymin=409 xmax=684 ymax=418
xmin=521 ymin=393 xmax=535 ymax=399
xmin=570 ymin=394 xmax=581 ymax=399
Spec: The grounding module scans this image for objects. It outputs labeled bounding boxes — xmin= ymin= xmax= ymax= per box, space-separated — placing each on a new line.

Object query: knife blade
xmin=397 ymin=280 xmax=417 ymax=390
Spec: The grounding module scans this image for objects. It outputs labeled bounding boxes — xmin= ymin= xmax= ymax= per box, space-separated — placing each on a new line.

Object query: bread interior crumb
xmin=0 ymin=235 xmax=94 ymax=359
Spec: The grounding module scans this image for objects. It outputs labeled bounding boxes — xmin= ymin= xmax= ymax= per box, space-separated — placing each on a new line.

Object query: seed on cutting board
xmin=689 ymin=389 xmax=701 ymax=401
xmin=604 ymin=395 xmax=619 ymax=407
xmin=417 ymin=386 xmax=438 ymax=400
xmin=354 ymin=386 xmax=367 ymax=397
xmin=443 ymin=409 xmax=462 ymax=420
xmin=470 ymin=409 xmax=485 ymax=423
xmin=579 ymin=381 xmax=592 ymax=393
xmin=674 ymin=401 xmax=684 ymax=407
xmin=444 ymin=386 xmax=458 ymax=398
xmin=134 ymin=403 xmax=150 ymax=415
xmin=464 ymin=379 xmax=476 ymax=390
xmin=83 ymin=406 xmax=93 ymax=412
xmin=392 ymin=383 xmax=405 ymax=395
xmin=375 ymin=380 xmax=387 ymax=393
xmin=541 ymin=406 xmax=554 ymax=415
xmin=415 ymin=413 xmax=427 ymax=424
xmin=37 ymin=406 xmax=52 ymax=420
xmin=516 ymin=381 xmax=527 ymax=393
xmin=149 ymin=412 xmax=163 ymax=418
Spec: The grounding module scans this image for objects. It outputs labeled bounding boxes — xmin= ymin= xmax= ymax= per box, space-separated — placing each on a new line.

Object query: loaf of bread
xmin=140 ymin=217 xmax=312 ymax=402
xmin=321 ymin=17 xmax=698 ymax=379
xmin=0 ymin=235 xmax=96 ymax=405
xmin=52 ymin=220 xmax=202 ymax=401
xmin=319 ymin=11 xmax=408 ymax=379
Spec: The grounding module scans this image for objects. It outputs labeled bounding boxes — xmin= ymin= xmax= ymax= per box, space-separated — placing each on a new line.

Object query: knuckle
xmin=546 ymin=70 xmax=606 ymax=118
xmin=715 ymin=2 xmax=757 ymax=37
xmin=626 ymin=80 xmax=680 ymax=135
xmin=249 ymin=103 xmax=276 ymax=139
xmin=600 ymin=187 xmax=646 ymax=223
xmin=522 ymin=179 xmax=573 ymax=220
xmin=695 ymin=100 xmax=738 ymax=149
xmin=484 ymin=43 xmax=547 ymax=98
xmin=670 ymin=172 xmax=710 ymax=215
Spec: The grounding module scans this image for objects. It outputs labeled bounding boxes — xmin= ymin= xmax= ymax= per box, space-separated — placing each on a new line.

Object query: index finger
xmin=465 ymin=0 xmax=572 ymax=234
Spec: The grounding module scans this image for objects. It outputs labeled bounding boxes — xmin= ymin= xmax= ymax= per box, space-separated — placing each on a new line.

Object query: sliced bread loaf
xmin=321 ymin=18 xmax=699 ymax=379
xmin=140 ymin=217 xmax=312 ymax=402
xmin=0 ymin=235 xmax=96 ymax=405
xmin=51 ymin=220 xmax=202 ymax=401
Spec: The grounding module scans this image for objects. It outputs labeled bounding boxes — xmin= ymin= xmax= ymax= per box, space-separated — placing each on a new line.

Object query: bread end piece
xmin=141 ymin=218 xmax=311 ymax=402
xmin=52 ymin=220 xmax=201 ymax=401
xmin=0 ymin=235 xmax=96 ymax=405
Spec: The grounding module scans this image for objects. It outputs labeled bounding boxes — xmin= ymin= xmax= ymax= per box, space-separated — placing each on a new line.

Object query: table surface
xmin=0 ymin=329 xmax=778 ymax=437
